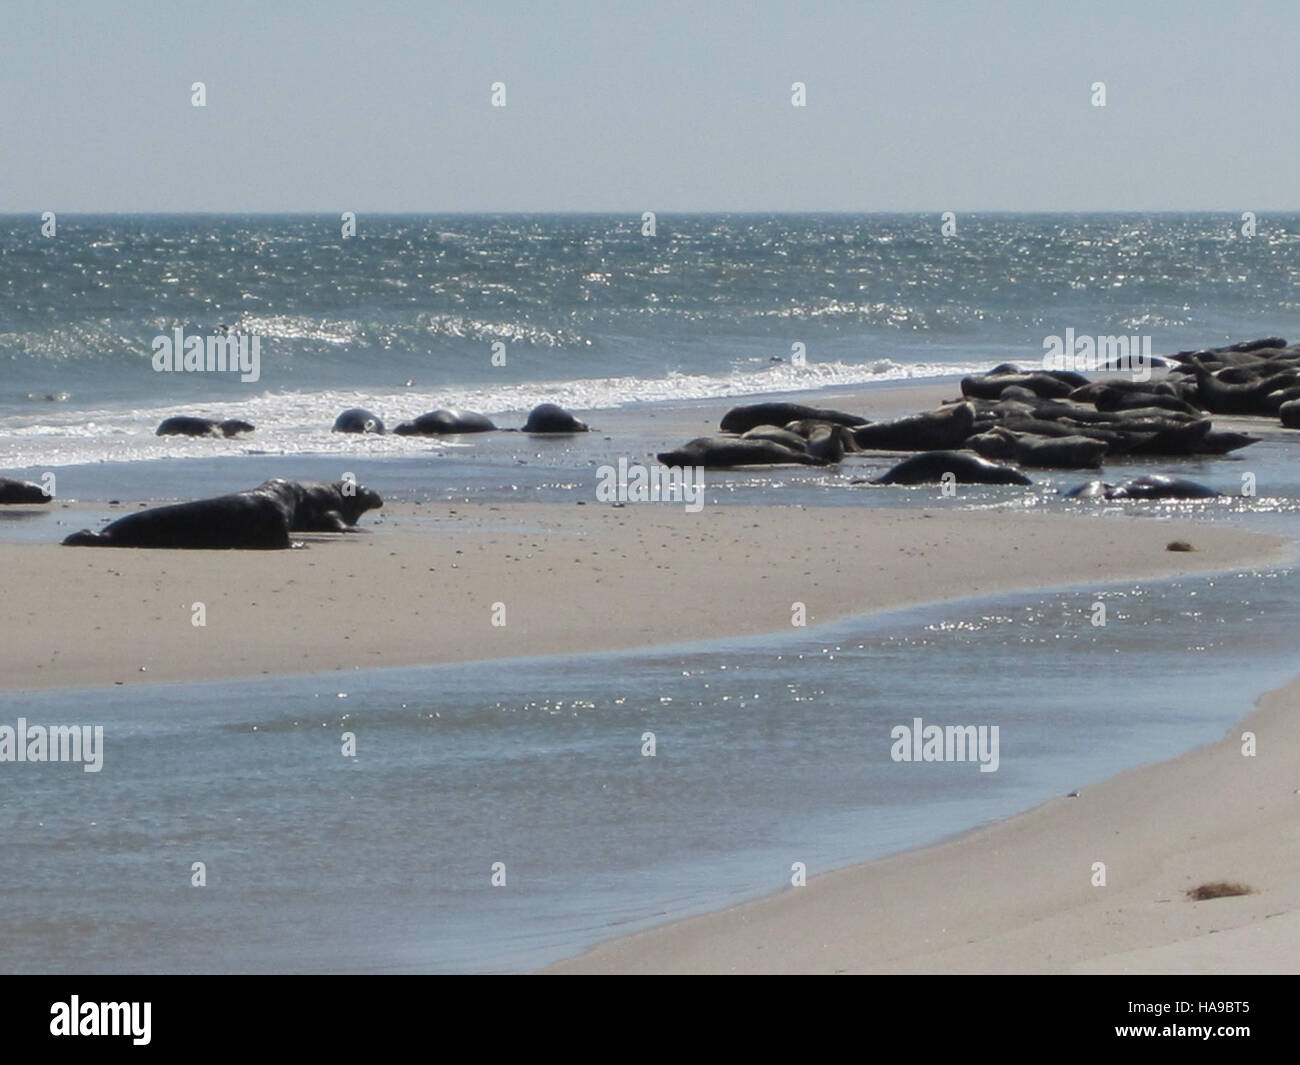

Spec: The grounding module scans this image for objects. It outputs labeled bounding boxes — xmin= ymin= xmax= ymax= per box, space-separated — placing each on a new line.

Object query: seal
xmin=960 ymin=373 xmax=1075 ymax=400
xmin=521 ymin=404 xmax=588 ymax=433
xmin=1093 ymin=389 xmax=1198 ymax=415
xmin=741 ymin=425 xmax=810 ymax=451
xmin=156 ymin=416 xmax=255 ymax=438
xmin=1192 ymin=363 xmax=1300 ymax=415
xmin=332 ymin=408 xmax=386 ymax=434
xmin=870 ymin=451 xmax=1032 ymax=486
xmin=657 ymin=436 xmax=828 ymax=468
xmin=256 ymin=478 xmax=383 ymax=531
xmin=783 ymin=420 xmax=861 ymax=452
xmin=394 ymin=409 xmax=497 ymax=435
xmin=1264 ymin=385 xmax=1300 ymax=412
xmin=1280 ymin=399 xmax=1300 ymax=429
xmin=1061 ymin=474 xmax=1219 ymax=500
xmin=1059 ymin=480 xmax=1113 ymax=500
xmin=719 ymin=403 xmax=868 ymax=434
xmin=852 ymin=402 xmax=976 ymax=452
xmin=0 ymin=477 xmax=52 ymax=504
xmin=968 ymin=428 xmax=1106 ymax=469
xmin=804 ymin=426 xmax=846 ymax=463
xmin=995 ymin=416 xmax=1149 ymax=455
xmin=1069 ymin=380 xmax=1180 ymax=403
xmin=1121 ymin=417 xmax=1212 ymax=456
xmin=1198 ymin=430 xmax=1259 ymax=455
xmin=62 ymin=481 xmax=298 ymax=549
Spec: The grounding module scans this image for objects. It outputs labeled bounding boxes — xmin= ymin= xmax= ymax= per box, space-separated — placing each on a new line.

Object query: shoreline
xmin=0 ymin=503 xmax=1287 ymax=694
xmin=5 ymin=368 xmax=1296 ymax=975
xmin=545 ymin=668 xmax=1300 ymax=974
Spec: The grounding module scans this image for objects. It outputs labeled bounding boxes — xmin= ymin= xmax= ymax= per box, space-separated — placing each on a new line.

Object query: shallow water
xmin=1 ymin=563 xmax=1295 ymax=973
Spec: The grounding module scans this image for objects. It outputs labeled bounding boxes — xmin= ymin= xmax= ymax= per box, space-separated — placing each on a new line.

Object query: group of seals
xmin=654 ymin=337 xmax=1287 ymax=487
xmin=50 ymin=339 xmax=1290 ymax=545
xmin=656 ymin=404 xmax=868 ymax=468
xmin=61 ymin=479 xmax=382 ymax=549
xmin=951 ymin=372 xmax=1260 ymax=464
xmin=331 ymin=402 xmax=588 ymax=436
xmin=155 ymin=404 xmax=591 ymax=440
xmin=1134 ymin=337 xmax=1300 ymax=428
xmin=658 ymin=436 xmax=832 ymax=469
xmin=157 ymin=416 xmax=255 ymax=438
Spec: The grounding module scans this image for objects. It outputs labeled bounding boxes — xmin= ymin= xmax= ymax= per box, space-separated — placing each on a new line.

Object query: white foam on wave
xmin=0 ymin=358 xmax=988 ymax=469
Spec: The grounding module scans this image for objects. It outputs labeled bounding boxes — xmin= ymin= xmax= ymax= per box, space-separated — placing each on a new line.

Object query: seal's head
xmin=339 ymin=483 xmax=383 ymax=523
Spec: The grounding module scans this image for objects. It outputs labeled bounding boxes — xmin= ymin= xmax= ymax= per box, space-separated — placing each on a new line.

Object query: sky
xmin=1 ymin=0 xmax=1297 ymax=213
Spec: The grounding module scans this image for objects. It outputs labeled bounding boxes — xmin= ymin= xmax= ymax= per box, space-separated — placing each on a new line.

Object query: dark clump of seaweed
xmin=1186 ymin=882 xmax=1253 ymax=901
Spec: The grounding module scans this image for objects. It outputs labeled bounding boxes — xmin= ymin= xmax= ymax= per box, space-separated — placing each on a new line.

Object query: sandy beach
xmin=0 ymin=502 xmax=1285 ymax=693
xmin=547 ymin=671 xmax=1300 ymax=975
xmin=5 ymin=493 xmax=1298 ymax=975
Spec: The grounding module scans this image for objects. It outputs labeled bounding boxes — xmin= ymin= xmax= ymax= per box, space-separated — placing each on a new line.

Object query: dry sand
xmin=0 ymin=503 xmax=1284 ymax=693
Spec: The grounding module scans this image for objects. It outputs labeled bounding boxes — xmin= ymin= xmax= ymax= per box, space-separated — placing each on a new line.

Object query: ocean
xmin=4 ymin=212 xmax=1300 ymax=472
xmin=2 ymin=213 xmax=1298 ymax=971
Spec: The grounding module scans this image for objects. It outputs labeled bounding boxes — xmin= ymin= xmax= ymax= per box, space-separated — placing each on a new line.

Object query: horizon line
xmin=3 ymin=208 xmax=1297 ymax=218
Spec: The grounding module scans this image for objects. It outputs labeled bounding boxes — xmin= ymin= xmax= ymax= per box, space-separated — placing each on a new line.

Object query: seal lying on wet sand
xmin=741 ymin=425 xmax=809 ymax=450
xmin=332 ymin=408 xmax=386 ymax=434
xmin=967 ymin=428 xmax=1107 ymax=469
xmin=719 ymin=403 xmax=868 ymax=434
xmin=61 ymin=479 xmax=384 ymax=548
xmin=1061 ymin=475 xmax=1219 ymax=500
xmin=394 ymin=409 xmax=496 ymax=435
xmin=870 ymin=450 xmax=1032 ymax=486
xmin=853 ymin=402 xmax=975 ymax=452
xmin=156 ymin=416 xmax=255 ymax=438
xmin=658 ymin=436 xmax=829 ymax=468
xmin=62 ymin=481 xmax=299 ymax=549
xmin=0 ymin=477 xmax=51 ymax=504
xmin=522 ymin=404 xmax=589 ymax=433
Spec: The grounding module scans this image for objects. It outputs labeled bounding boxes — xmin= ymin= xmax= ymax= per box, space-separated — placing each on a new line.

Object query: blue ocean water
xmin=2 ymin=213 xmax=1300 ymax=972
xmin=3 ymin=213 xmax=1300 ymax=470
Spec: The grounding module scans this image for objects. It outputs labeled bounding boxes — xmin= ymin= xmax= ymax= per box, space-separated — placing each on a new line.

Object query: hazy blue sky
xmin=2 ymin=0 xmax=1296 ymax=212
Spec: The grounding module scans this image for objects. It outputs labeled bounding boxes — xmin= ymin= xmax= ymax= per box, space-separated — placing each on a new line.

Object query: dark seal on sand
xmin=853 ymin=403 xmax=976 ymax=452
xmin=1061 ymin=474 xmax=1219 ymax=501
xmin=522 ymin=403 xmax=588 ymax=433
xmin=719 ymin=403 xmax=868 ymax=434
xmin=393 ymin=409 xmax=496 ymax=435
xmin=870 ymin=451 xmax=1032 ymax=486
xmin=156 ymin=416 xmax=255 ymax=438
xmin=0 ymin=477 xmax=52 ymax=504
xmin=62 ymin=481 xmax=299 ymax=549
xmin=657 ymin=436 xmax=828 ymax=468
xmin=332 ymin=408 xmax=386 ymax=434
